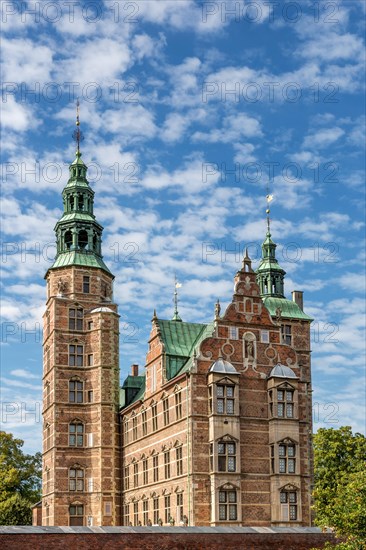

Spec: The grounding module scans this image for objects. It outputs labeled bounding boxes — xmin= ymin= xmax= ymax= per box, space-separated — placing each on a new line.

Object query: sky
xmin=0 ymin=0 xmax=365 ymax=454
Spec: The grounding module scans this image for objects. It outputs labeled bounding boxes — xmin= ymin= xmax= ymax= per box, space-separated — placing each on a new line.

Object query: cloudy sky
xmin=1 ymin=0 xmax=365 ymax=453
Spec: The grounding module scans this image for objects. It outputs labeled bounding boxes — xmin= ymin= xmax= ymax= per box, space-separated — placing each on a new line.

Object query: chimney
xmin=131 ymin=364 xmax=139 ymax=377
xmin=292 ymin=290 xmax=303 ymax=310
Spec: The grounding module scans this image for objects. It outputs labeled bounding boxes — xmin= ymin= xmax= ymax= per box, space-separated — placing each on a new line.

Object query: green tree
xmin=0 ymin=431 xmax=42 ymax=525
xmin=313 ymin=427 xmax=366 ymax=549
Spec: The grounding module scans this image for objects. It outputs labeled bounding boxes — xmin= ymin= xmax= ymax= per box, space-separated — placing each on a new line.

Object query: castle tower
xmin=42 ymin=108 xmax=121 ymax=526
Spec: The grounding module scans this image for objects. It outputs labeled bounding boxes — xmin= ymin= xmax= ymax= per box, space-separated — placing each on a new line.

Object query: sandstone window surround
xmin=133 ymin=501 xmax=138 ymax=525
xmin=69 ymin=379 xmax=84 ymax=403
xmin=132 ymin=413 xmax=138 ymax=441
xmin=280 ymin=487 xmax=298 ymax=521
xmin=176 ymin=446 xmax=183 ymax=476
xmin=174 ymin=390 xmax=182 ymax=420
xmin=218 ymin=486 xmax=238 ymax=521
xmin=153 ymin=454 xmax=159 ymax=482
xmin=151 ymin=403 xmax=158 ymax=431
xmin=176 ymin=492 xmax=184 ymax=522
xmin=69 ymin=307 xmax=83 ymax=331
xmin=163 ymin=396 xmax=170 ymax=426
xmin=153 ymin=496 xmax=159 ymax=524
xmin=124 ymin=465 xmax=130 ymax=490
xmin=143 ymin=499 xmax=149 ymax=525
xmin=216 ymin=383 xmax=235 ymax=415
xmin=269 ymin=384 xmax=296 ymax=419
xmin=164 ymin=450 xmax=171 ymax=479
xmin=68 ymin=420 xmax=84 ymax=447
xmin=83 ymin=276 xmax=90 ymax=293
xmin=69 ymin=503 xmax=84 ymax=526
xmin=142 ymin=409 xmax=148 ymax=435
xmin=123 ymin=503 xmax=130 ymax=525
xmin=164 ymin=494 xmax=171 ymax=524
xmin=281 ymin=324 xmax=292 ymax=345
xmin=69 ymin=466 xmax=84 ymax=491
xmin=143 ymin=457 xmax=148 ymax=485
xmin=69 ymin=344 xmax=83 ymax=367
xmin=271 ymin=438 xmax=298 ymax=474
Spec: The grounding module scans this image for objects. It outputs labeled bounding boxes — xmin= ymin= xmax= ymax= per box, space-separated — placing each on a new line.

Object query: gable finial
xmin=172 ymin=274 xmax=182 ymax=322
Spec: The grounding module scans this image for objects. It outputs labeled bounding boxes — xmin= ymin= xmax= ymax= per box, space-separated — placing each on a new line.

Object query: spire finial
xmin=72 ymin=98 xmax=84 ymax=155
xmin=172 ymin=274 xmax=182 ymax=322
xmin=266 ymin=192 xmax=273 ymax=235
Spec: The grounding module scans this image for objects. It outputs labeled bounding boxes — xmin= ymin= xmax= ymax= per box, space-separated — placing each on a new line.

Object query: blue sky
xmin=1 ymin=0 xmax=365 ymax=454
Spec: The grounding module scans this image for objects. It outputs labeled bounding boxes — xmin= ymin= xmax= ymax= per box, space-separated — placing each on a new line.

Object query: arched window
xmin=69 ymin=503 xmax=84 ymax=526
xmin=69 ymin=421 xmax=84 ymax=447
xmin=78 ymin=195 xmax=84 ymax=211
xmin=69 ymin=466 xmax=84 ymax=491
xmin=65 ymin=230 xmax=72 ymax=250
xmin=69 ymin=380 xmax=84 ymax=403
xmin=78 ymin=230 xmax=88 ymax=250
xmin=69 ymin=196 xmax=74 ymax=211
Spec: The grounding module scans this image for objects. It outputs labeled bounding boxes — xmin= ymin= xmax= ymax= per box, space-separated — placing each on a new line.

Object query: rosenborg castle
xmin=36 ymin=131 xmax=314 ymax=528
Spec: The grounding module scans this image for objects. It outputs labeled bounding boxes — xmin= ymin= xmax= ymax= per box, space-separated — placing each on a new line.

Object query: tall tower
xmin=42 ymin=108 xmax=121 ymax=526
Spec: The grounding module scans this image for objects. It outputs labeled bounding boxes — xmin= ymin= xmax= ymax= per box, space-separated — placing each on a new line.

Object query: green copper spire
xmin=48 ymin=102 xmax=111 ymax=275
xmin=256 ymin=194 xmax=285 ymax=297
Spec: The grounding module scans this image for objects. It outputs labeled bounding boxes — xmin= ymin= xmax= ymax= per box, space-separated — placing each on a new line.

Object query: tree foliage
xmin=312 ymin=427 xmax=366 ymax=549
xmin=0 ymin=431 xmax=42 ymax=525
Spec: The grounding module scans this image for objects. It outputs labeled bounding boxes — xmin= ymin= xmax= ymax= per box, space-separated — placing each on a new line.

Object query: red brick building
xmin=41 ymin=142 xmax=314 ymax=527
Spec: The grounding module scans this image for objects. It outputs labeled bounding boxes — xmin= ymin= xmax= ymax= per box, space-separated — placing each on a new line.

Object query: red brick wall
xmin=0 ymin=530 xmax=337 ymax=550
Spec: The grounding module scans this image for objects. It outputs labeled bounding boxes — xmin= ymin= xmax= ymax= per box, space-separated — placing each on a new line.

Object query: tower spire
xmin=172 ymin=274 xmax=182 ymax=322
xmin=72 ymin=98 xmax=84 ymax=155
xmin=255 ymin=188 xmax=285 ymax=297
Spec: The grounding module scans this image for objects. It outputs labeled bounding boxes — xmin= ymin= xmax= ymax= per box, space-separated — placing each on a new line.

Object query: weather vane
xmin=72 ymin=98 xmax=84 ymax=153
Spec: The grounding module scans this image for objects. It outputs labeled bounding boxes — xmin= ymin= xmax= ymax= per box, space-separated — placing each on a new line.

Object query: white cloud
xmin=1 ymin=97 xmax=35 ymax=132
xmin=303 ymin=127 xmax=345 ymax=149
xmin=10 ymin=368 xmax=38 ymax=379
xmin=192 ymin=113 xmax=262 ymax=143
xmin=1 ymin=37 xmax=54 ymax=84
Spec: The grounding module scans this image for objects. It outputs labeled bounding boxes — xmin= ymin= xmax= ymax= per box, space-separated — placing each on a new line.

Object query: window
xmin=123 ymin=504 xmax=130 ymax=526
xmin=123 ymin=419 xmax=129 ymax=445
xmin=87 ymin=478 xmax=93 ymax=492
xmin=87 ymin=354 xmax=93 ymax=366
xmin=280 ymin=490 xmax=298 ymax=520
xmin=69 ymin=380 xmax=83 ymax=403
xmin=218 ymin=441 xmax=236 ymax=472
xmin=153 ymin=497 xmax=159 ymax=525
xmin=281 ymin=324 xmax=292 ymax=345
xmin=69 ymin=422 xmax=84 ymax=447
xmin=88 ymin=390 xmax=93 ymax=403
xmin=163 ymin=397 xmax=170 ymax=426
xmin=152 ymin=404 xmax=158 ymax=431
xmin=69 ymin=504 xmax=84 ymax=526
xmin=69 ymin=345 xmax=83 ymax=367
xmin=176 ymin=446 xmax=183 ymax=476
xmin=229 ymin=326 xmax=238 ymax=339
xmin=164 ymin=495 xmax=171 ymax=524
xmin=153 ymin=455 xmax=159 ymax=482
xmin=133 ymin=502 xmax=138 ymax=526
xmin=277 ymin=389 xmax=294 ymax=418
xmin=143 ymin=500 xmax=148 ymax=525
xmin=143 ymin=458 xmax=148 ymax=485
xmin=124 ymin=466 xmax=129 ymax=491
xmin=177 ymin=493 xmax=183 ymax=522
xmin=132 ymin=416 xmax=137 ymax=441
xmin=216 ymin=384 xmax=235 ymax=415
xmin=175 ymin=391 xmax=182 ymax=420
xmin=69 ymin=467 xmax=84 ymax=491
xmin=278 ymin=443 xmax=296 ymax=474
xmin=83 ymin=276 xmax=90 ymax=293
xmin=88 ymin=320 xmax=93 ymax=330
xmin=261 ymin=330 xmax=269 ymax=343
xmin=151 ymin=364 xmax=157 ymax=392
xmin=69 ymin=308 xmax=83 ymax=331
xmin=142 ymin=410 xmax=147 ymax=436
xmin=164 ymin=450 xmax=170 ymax=479
xmin=218 ymin=489 xmax=237 ymax=521
xmin=133 ymin=462 xmax=139 ymax=488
